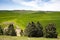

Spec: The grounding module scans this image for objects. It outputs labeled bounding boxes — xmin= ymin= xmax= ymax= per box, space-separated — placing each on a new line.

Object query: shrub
xmin=24 ymin=22 xmax=31 ymax=36
xmin=36 ymin=21 xmax=43 ymax=37
xmin=7 ymin=24 xmax=16 ymax=36
xmin=45 ymin=23 xmax=58 ymax=38
xmin=0 ymin=25 xmax=3 ymax=35
xmin=24 ymin=21 xmax=43 ymax=37
xmin=24 ymin=22 xmax=38 ymax=37
xmin=28 ymin=22 xmax=37 ymax=37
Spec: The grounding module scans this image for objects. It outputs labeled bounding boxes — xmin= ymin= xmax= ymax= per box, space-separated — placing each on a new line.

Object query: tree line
xmin=0 ymin=21 xmax=58 ymax=38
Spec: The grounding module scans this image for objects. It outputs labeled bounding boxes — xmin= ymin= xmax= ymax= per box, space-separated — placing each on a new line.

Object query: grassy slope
xmin=0 ymin=11 xmax=60 ymax=35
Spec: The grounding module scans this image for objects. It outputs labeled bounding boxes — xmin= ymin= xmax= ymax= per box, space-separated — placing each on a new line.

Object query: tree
xmin=0 ymin=25 xmax=3 ymax=35
xmin=45 ymin=23 xmax=58 ymax=38
xmin=24 ymin=22 xmax=32 ymax=36
xmin=24 ymin=22 xmax=38 ymax=37
xmin=28 ymin=22 xmax=37 ymax=37
xmin=36 ymin=21 xmax=43 ymax=37
xmin=7 ymin=24 xmax=16 ymax=36
xmin=24 ymin=21 xmax=43 ymax=37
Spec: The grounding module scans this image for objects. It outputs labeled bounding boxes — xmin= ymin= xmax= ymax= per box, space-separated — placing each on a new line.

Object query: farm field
xmin=0 ymin=11 xmax=60 ymax=32
xmin=0 ymin=11 xmax=60 ymax=40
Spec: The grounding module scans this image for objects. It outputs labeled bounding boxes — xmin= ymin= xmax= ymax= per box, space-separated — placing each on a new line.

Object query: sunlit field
xmin=0 ymin=36 xmax=60 ymax=40
xmin=0 ymin=11 xmax=60 ymax=40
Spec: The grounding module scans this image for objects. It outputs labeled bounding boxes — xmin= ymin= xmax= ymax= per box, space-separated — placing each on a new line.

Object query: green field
xmin=0 ymin=11 xmax=60 ymax=35
xmin=0 ymin=36 xmax=60 ymax=40
xmin=0 ymin=11 xmax=60 ymax=40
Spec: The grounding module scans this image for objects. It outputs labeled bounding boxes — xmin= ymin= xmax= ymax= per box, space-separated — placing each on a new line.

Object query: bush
xmin=0 ymin=25 xmax=3 ymax=35
xmin=36 ymin=21 xmax=43 ymax=37
xmin=45 ymin=23 xmax=58 ymax=38
xmin=24 ymin=21 xmax=43 ymax=37
xmin=7 ymin=24 xmax=16 ymax=36
xmin=24 ymin=22 xmax=31 ymax=36
xmin=28 ymin=22 xmax=37 ymax=37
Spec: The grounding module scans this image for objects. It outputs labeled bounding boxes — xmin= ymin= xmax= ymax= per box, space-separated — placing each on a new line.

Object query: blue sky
xmin=0 ymin=0 xmax=60 ymax=11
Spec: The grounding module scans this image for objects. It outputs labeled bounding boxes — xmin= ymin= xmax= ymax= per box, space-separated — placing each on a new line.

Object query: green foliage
xmin=24 ymin=22 xmax=43 ymax=37
xmin=7 ymin=24 xmax=16 ymax=36
xmin=36 ymin=21 xmax=43 ymax=37
xmin=45 ymin=23 xmax=58 ymax=38
xmin=24 ymin=22 xmax=31 ymax=36
xmin=24 ymin=22 xmax=37 ymax=37
xmin=0 ymin=25 xmax=3 ymax=35
xmin=0 ymin=11 xmax=60 ymax=35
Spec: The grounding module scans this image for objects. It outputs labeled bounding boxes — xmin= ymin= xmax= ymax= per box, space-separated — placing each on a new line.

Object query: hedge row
xmin=0 ymin=22 xmax=58 ymax=38
xmin=24 ymin=21 xmax=58 ymax=38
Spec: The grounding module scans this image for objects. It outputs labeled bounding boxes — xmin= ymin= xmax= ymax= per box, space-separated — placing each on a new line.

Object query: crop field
xmin=0 ymin=11 xmax=60 ymax=40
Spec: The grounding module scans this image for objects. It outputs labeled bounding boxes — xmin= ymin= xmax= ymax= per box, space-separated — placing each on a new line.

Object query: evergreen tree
xmin=36 ymin=21 xmax=43 ymax=37
xmin=45 ymin=23 xmax=57 ymax=38
xmin=24 ymin=21 xmax=43 ymax=37
xmin=24 ymin=22 xmax=31 ymax=36
xmin=24 ymin=22 xmax=38 ymax=37
xmin=28 ymin=22 xmax=37 ymax=37
xmin=7 ymin=24 xmax=16 ymax=36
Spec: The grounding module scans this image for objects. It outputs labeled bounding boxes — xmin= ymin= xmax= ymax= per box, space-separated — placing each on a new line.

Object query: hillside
xmin=0 ymin=10 xmax=60 ymax=35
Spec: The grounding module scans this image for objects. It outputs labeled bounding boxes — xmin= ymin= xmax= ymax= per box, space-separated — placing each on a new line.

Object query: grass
xmin=0 ymin=11 xmax=60 ymax=35
xmin=0 ymin=36 xmax=60 ymax=40
xmin=0 ymin=11 xmax=60 ymax=40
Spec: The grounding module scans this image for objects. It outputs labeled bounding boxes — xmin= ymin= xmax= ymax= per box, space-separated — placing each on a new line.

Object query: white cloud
xmin=12 ymin=0 xmax=60 ymax=11
xmin=12 ymin=0 xmax=38 ymax=7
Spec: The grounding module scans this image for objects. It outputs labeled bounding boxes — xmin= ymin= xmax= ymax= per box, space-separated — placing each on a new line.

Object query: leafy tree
xmin=28 ymin=22 xmax=37 ymax=37
xmin=24 ymin=22 xmax=37 ymax=37
xmin=45 ymin=23 xmax=58 ymax=38
xmin=7 ymin=24 xmax=16 ymax=36
xmin=24 ymin=22 xmax=31 ymax=36
xmin=36 ymin=21 xmax=43 ymax=37
xmin=24 ymin=21 xmax=43 ymax=37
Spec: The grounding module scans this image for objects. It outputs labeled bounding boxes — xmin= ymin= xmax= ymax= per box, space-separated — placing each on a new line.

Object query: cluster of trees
xmin=0 ymin=22 xmax=58 ymax=38
xmin=4 ymin=24 xmax=16 ymax=36
xmin=0 ymin=24 xmax=23 ymax=36
xmin=0 ymin=24 xmax=16 ymax=36
xmin=24 ymin=21 xmax=58 ymax=38
xmin=24 ymin=22 xmax=43 ymax=37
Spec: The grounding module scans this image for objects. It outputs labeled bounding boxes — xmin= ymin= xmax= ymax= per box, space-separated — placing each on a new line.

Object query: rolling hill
xmin=0 ymin=10 xmax=60 ymax=35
